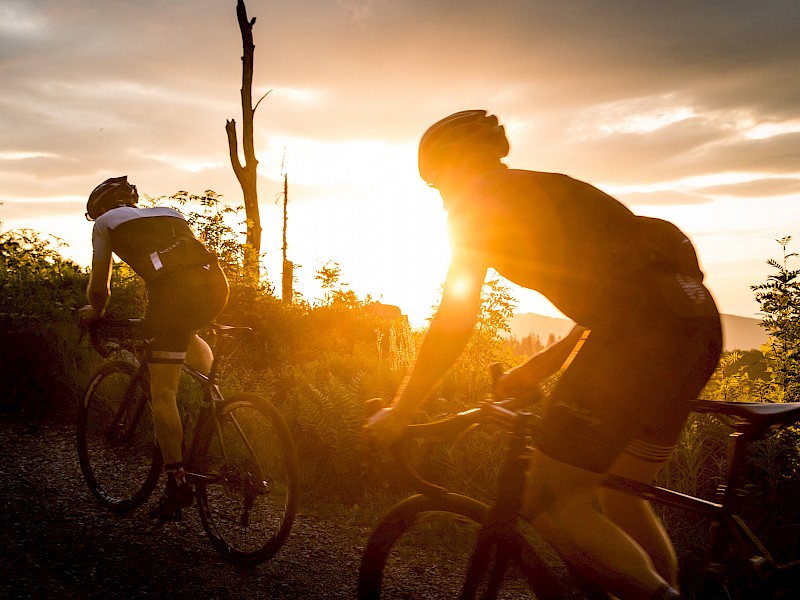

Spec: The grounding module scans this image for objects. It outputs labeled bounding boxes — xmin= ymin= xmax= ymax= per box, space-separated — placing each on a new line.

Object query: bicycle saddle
xmin=693 ymin=399 xmax=800 ymax=429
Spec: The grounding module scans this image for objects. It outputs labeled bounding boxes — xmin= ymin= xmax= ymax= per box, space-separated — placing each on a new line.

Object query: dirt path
xmin=0 ymin=417 xmax=375 ymax=599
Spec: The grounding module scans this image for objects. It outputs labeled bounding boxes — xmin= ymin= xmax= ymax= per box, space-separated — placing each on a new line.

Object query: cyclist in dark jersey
xmin=365 ymin=111 xmax=721 ymax=600
xmin=78 ymin=176 xmax=229 ymax=519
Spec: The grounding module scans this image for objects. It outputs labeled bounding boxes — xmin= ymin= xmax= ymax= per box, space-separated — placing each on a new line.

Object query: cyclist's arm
xmin=83 ymin=223 xmax=114 ymax=319
xmin=366 ymin=255 xmax=486 ymax=442
xmin=495 ymin=325 xmax=588 ymax=398
xmin=395 ymin=258 xmax=486 ymax=414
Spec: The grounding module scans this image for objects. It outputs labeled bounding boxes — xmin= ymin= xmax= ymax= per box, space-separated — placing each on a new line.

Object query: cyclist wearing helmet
xmin=79 ymin=176 xmax=229 ymax=520
xmin=365 ymin=111 xmax=721 ymax=600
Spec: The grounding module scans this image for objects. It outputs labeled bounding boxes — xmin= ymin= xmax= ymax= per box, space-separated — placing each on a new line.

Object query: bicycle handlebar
xmin=80 ymin=317 xmax=144 ymax=358
xmin=386 ymin=363 xmax=544 ymax=498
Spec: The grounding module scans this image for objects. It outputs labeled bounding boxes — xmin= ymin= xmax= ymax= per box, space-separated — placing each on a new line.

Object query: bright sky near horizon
xmin=2 ymin=1 xmax=800 ymax=327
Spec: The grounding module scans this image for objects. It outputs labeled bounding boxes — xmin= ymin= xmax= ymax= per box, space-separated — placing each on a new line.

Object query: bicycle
xmin=358 ymin=367 xmax=800 ymax=599
xmin=76 ymin=317 xmax=300 ymax=566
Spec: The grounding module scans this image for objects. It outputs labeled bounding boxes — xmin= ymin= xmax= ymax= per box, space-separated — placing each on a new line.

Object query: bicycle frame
xmin=390 ymin=397 xmax=800 ymax=597
xmin=87 ymin=318 xmax=258 ymax=488
xmin=169 ymin=331 xmax=264 ymax=490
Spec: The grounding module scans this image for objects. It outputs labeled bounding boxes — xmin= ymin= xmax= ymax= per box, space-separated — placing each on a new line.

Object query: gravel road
xmin=0 ymin=417 xmax=377 ymax=600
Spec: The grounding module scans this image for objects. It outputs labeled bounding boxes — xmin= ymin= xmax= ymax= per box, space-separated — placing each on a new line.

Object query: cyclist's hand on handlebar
xmin=491 ymin=362 xmax=530 ymax=400
xmin=363 ymin=405 xmax=410 ymax=449
xmin=77 ymin=304 xmax=101 ymax=323
xmin=492 ymin=364 xmax=546 ymax=406
xmin=494 ymin=367 xmax=544 ymax=400
xmin=493 ymin=371 xmax=518 ymax=400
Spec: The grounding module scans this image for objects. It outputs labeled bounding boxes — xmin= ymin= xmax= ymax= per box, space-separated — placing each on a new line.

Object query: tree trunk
xmin=226 ymin=0 xmax=262 ymax=282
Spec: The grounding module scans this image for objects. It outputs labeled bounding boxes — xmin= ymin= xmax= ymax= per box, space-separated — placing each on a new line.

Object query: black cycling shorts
xmin=536 ymin=274 xmax=722 ymax=473
xmin=143 ymin=263 xmax=229 ymax=364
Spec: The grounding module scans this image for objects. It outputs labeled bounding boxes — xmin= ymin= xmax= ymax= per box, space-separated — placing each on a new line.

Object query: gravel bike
xmin=76 ymin=318 xmax=299 ymax=566
xmin=358 ymin=367 xmax=800 ymax=599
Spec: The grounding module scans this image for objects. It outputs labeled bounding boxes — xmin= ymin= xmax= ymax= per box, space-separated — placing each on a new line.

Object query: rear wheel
xmin=358 ymin=494 xmax=563 ymax=599
xmin=195 ymin=393 xmax=299 ymax=566
xmin=76 ymin=360 xmax=161 ymax=512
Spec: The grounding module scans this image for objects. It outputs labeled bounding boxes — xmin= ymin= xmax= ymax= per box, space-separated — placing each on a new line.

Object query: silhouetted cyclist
xmin=78 ymin=176 xmax=229 ymax=520
xmin=365 ymin=111 xmax=722 ymax=600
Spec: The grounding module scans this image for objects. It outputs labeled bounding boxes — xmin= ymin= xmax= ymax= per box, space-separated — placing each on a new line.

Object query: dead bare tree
xmin=281 ymin=172 xmax=294 ymax=302
xmin=226 ymin=0 xmax=268 ymax=282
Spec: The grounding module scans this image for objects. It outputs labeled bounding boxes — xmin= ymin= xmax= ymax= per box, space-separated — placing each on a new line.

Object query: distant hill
xmin=506 ymin=313 xmax=576 ymax=345
xmin=720 ymin=314 xmax=768 ymax=352
xmin=507 ymin=312 xmax=767 ymax=352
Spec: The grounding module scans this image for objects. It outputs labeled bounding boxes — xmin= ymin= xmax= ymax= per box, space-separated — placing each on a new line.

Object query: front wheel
xmin=195 ymin=393 xmax=299 ymax=566
xmin=76 ymin=360 xmax=161 ymax=512
xmin=358 ymin=493 xmax=563 ymax=599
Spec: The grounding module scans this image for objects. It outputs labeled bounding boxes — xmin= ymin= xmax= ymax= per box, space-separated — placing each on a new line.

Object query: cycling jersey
xmin=91 ymin=206 xmax=228 ymax=364
xmin=92 ymin=206 xmax=214 ymax=285
xmin=447 ymin=168 xmax=715 ymax=326
xmin=447 ymin=167 xmax=722 ymax=471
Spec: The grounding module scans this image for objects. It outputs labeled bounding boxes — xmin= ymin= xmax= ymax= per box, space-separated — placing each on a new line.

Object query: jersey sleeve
xmin=90 ymin=220 xmax=113 ymax=292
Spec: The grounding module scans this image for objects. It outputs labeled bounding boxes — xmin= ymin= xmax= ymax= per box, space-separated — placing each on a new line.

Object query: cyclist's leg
xmin=143 ymin=282 xmax=199 ymax=517
xmin=145 ymin=265 xmax=227 ymax=463
xmin=185 ymin=334 xmax=213 ymax=375
xmin=524 ymin=452 xmax=670 ymax=600
xmin=599 ymin=453 xmax=678 ymax=587
xmin=175 ymin=264 xmax=227 ymax=377
xmin=597 ymin=310 xmax=723 ymax=589
xmin=524 ymin=314 xmax=689 ymax=599
xmin=148 ymin=361 xmax=184 ymax=466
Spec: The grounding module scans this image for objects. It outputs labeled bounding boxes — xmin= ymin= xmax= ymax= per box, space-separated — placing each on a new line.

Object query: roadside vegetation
xmin=2 ymin=199 xmax=798 ymax=591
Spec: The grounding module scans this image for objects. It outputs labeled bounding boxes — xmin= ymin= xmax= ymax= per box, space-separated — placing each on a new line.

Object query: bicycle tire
xmin=195 ymin=392 xmax=299 ymax=566
xmin=358 ymin=493 xmax=565 ymax=599
xmin=76 ymin=359 xmax=162 ymax=512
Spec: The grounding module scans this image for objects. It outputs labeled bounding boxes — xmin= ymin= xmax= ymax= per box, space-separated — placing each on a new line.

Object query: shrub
xmin=1 ymin=227 xmax=87 ymax=319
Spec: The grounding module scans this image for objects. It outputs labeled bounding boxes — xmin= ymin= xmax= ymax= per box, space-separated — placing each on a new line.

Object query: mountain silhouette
xmin=507 ymin=312 xmax=767 ymax=352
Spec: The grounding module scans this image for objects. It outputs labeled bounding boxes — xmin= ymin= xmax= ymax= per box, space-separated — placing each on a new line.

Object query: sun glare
xmin=257 ymin=134 xmax=453 ymax=326
xmin=255 ymin=133 xmax=580 ymax=325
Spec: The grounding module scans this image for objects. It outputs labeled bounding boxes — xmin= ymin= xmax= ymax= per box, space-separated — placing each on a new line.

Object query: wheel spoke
xmin=76 ymin=360 xmax=161 ymax=512
xmin=196 ymin=394 xmax=298 ymax=566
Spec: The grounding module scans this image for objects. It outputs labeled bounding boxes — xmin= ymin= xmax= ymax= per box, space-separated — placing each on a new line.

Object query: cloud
xmin=617 ymin=190 xmax=713 ymax=207
xmin=697 ymin=177 xmax=800 ymax=198
xmin=1 ymin=198 xmax=85 ymax=221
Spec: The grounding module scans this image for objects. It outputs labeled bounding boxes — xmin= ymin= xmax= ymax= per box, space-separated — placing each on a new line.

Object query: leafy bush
xmin=0 ymin=226 xmax=96 ymax=416
xmin=751 ymin=236 xmax=800 ymax=401
xmin=1 ymin=227 xmax=87 ymax=319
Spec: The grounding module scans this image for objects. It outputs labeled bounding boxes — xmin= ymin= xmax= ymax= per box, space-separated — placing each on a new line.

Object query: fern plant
xmin=293 ymin=370 xmax=371 ymax=497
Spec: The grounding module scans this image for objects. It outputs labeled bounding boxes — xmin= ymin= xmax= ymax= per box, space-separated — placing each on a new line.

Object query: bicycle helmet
xmin=418 ymin=110 xmax=510 ymax=187
xmin=86 ymin=175 xmax=138 ymax=221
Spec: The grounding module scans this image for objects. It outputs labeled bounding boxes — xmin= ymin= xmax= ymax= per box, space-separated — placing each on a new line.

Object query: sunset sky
xmin=2 ymin=0 xmax=800 ymax=326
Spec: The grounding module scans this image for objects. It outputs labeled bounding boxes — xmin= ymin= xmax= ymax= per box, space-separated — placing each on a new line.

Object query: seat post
xmin=716 ymin=422 xmax=755 ymax=508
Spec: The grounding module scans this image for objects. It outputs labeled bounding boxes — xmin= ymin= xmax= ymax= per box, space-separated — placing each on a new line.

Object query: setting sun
xmin=256 ymin=135 xmax=454 ymax=325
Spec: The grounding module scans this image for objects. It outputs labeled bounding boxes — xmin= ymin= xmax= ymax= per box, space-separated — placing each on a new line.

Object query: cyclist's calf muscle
xmin=524 ymin=452 xmax=675 ymax=600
